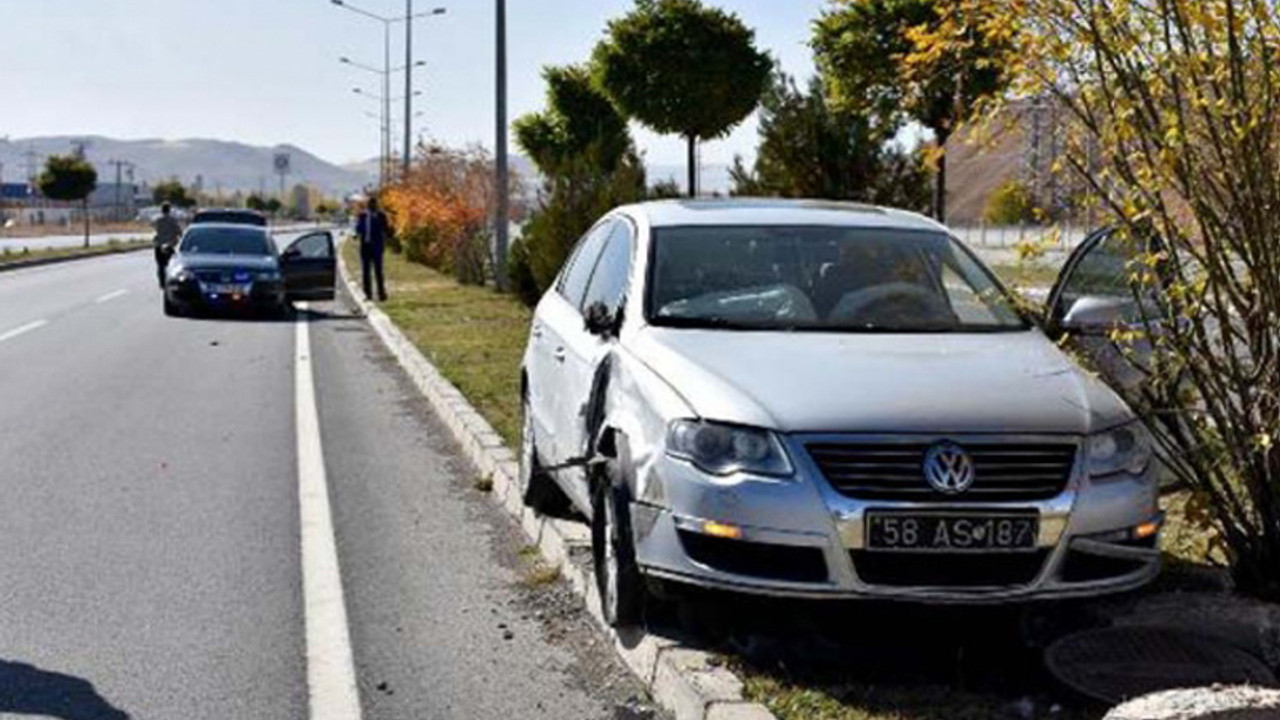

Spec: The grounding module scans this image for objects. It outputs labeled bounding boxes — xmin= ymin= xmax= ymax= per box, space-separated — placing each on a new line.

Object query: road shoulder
xmin=335 ymin=248 xmax=774 ymax=720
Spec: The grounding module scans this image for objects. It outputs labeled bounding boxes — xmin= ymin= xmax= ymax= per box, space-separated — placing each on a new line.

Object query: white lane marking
xmin=295 ymin=302 xmax=364 ymax=720
xmin=95 ymin=289 xmax=128 ymax=304
xmin=0 ymin=319 xmax=49 ymax=344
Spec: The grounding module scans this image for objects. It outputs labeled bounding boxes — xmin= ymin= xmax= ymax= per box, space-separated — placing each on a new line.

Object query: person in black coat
xmin=354 ymin=197 xmax=390 ymax=301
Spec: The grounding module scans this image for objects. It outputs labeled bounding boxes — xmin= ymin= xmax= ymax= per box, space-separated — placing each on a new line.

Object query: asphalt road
xmin=0 ymin=241 xmax=645 ymax=719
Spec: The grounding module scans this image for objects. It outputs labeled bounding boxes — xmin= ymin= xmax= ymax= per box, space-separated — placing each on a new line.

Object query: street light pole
xmin=404 ymin=0 xmax=413 ymax=178
xmin=494 ymin=0 xmax=509 ymax=290
xmin=401 ymin=5 xmax=445 ymax=177
xmin=385 ymin=21 xmax=392 ymax=185
xmin=331 ymin=0 xmax=444 ymax=184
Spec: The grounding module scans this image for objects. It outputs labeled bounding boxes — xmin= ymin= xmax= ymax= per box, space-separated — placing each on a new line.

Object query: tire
xmin=592 ymin=456 xmax=646 ymax=627
xmin=519 ymin=397 xmax=570 ymax=515
xmin=163 ymin=296 xmax=181 ymax=317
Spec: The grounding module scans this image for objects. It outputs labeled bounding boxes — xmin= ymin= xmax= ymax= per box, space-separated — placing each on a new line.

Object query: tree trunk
xmin=932 ymin=130 xmax=950 ymax=221
xmin=686 ymin=134 xmax=698 ymax=198
xmin=83 ymin=199 xmax=90 ymax=248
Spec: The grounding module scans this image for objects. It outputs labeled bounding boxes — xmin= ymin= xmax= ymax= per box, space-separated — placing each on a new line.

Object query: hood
xmin=630 ymin=327 xmax=1131 ymax=436
xmin=175 ymin=253 xmax=279 ymax=272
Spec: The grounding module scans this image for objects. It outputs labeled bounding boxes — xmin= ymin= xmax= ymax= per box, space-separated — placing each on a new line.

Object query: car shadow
xmin=173 ymin=305 xmax=365 ymax=325
xmin=0 ymin=659 xmax=130 ymax=719
xmin=641 ymin=590 xmax=1105 ymax=717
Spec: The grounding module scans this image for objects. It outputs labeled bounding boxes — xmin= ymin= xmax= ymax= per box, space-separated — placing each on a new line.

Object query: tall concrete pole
xmin=385 ymin=21 xmax=392 ymax=187
xmin=494 ymin=0 xmax=509 ymax=290
xmin=404 ymin=0 xmax=413 ymax=178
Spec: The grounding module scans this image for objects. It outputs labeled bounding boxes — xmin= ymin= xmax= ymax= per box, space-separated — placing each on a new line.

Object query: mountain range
xmin=0 ymin=136 xmax=374 ymax=197
xmin=0 ymin=135 xmax=734 ymax=198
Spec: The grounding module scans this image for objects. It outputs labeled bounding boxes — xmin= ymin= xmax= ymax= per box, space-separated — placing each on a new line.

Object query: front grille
xmin=677 ymin=530 xmax=828 ymax=583
xmin=851 ymin=549 xmax=1050 ymax=587
xmin=194 ymin=270 xmax=225 ymax=283
xmin=808 ymin=442 xmax=1076 ymax=502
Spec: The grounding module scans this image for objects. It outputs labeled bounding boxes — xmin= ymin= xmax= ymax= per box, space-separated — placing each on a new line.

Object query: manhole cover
xmin=1046 ymin=627 xmax=1277 ymax=705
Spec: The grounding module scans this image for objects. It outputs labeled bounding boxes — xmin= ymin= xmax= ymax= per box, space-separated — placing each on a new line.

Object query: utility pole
xmin=107 ymin=159 xmax=134 ymax=221
xmin=494 ymin=0 xmax=509 ymax=290
xmin=113 ymin=160 xmax=123 ymax=222
xmin=385 ymin=21 xmax=392 ymax=185
xmin=24 ymin=150 xmax=39 ymax=183
xmin=404 ymin=0 xmax=413 ymax=178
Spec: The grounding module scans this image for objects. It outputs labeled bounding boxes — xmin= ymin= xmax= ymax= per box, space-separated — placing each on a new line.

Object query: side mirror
xmin=1061 ymin=296 xmax=1136 ymax=335
xmin=281 ymin=247 xmax=301 ymax=263
xmin=583 ymin=302 xmax=621 ymax=338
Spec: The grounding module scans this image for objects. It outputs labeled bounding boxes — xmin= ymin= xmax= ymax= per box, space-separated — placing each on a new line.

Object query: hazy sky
xmin=1 ymin=0 xmax=827 ymax=168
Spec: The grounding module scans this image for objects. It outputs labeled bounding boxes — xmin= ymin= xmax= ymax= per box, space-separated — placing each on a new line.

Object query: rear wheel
xmin=519 ymin=396 xmax=570 ymax=515
xmin=592 ymin=458 xmax=646 ymax=627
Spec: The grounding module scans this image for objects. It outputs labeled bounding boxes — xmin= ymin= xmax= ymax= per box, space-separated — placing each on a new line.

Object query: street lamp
xmin=340 ymin=56 xmax=427 ymax=185
xmin=330 ymin=0 xmax=445 ymax=179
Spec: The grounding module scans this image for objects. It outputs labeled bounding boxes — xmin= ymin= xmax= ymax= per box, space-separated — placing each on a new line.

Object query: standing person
xmin=153 ymin=202 xmax=182 ymax=289
xmin=355 ymin=196 xmax=389 ymax=301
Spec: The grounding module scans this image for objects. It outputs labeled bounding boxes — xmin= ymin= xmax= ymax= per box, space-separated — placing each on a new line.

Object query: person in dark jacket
xmin=354 ymin=196 xmax=390 ymax=301
xmin=153 ymin=202 xmax=182 ymax=289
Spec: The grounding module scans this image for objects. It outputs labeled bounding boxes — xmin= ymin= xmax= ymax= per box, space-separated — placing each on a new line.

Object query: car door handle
xmin=554 ymin=347 xmax=567 ymax=363
xmin=531 ymin=324 xmax=543 ymax=340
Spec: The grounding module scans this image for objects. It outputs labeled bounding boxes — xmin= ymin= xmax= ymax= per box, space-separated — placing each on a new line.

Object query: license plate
xmin=207 ymin=283 xmax=250 ymax=296
xmin=866 ymin=512 xmax=1038 ymax=551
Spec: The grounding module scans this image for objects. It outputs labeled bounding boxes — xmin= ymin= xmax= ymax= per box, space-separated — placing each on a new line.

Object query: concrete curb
xmin=336 ymin=248 xmax=777 ymax=720
xmin=0 ymin=244 xmax=151 ymax=273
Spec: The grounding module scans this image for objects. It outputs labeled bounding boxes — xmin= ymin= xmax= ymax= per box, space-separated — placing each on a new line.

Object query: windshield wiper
xmin=652 ymin=316 xmax=775 ymax=331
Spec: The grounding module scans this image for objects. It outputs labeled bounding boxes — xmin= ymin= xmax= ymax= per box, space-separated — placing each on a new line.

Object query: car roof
xmin=183 ymin=222 xmax=269 ymax=233
xmin=194 ymin=208 xmax=264 ymax=216
xmin=618 ymin=198 xmax=946 ymax=233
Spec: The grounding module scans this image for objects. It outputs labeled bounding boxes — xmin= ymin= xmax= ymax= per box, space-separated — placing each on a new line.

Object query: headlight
xmin=170 ymin=266 xmax=194 ymax=283
xmin=257 ymin=270 xmax=281 ymax=281
xmin=666 ymin=420 xmax=793 ymax=477
xmin=1086 ymin=423 xmax=1152 ymax=479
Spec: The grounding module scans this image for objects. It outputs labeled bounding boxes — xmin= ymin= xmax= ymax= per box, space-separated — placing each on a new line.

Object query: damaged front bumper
xmin=629 ymin=434 xmax=1161 ymax=603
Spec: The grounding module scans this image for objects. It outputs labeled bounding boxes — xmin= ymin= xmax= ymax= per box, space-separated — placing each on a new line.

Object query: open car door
xmin=1044 ymin=227 xmax=1160 ymax=395
xmin=281 ymin=231 xmax=336 ymax=302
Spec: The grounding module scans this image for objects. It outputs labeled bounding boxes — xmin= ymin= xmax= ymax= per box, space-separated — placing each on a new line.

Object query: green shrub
xmin=508 ymin=236 xmax=542 ymax=307
xmin=510 ymin=157 xmax=646 ymax=308
xmin=402 ymin=224 xmax=440 ymax=267
xmin=984 ymin=179 xmax=1039 ymax=225
xmin=454 ymin=229 xmax=490 ymax=286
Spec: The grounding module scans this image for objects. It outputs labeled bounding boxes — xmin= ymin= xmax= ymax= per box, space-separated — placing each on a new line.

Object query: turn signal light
xmin=702 ymin=520 xmax=743 ymax=540
xmin=1133 ymin=520 xmax=1161 ymax=540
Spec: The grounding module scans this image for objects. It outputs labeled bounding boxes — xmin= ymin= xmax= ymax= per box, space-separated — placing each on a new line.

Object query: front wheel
xmin=519 ymin=397 xmax=570 ymax=515
xmin=163 ymin=296 xmax=181 ymax=317
xmin=592 ymin=460 xmax=646 ymax=627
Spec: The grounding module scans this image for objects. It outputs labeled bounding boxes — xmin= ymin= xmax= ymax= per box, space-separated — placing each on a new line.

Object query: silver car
xmin=519 ymin=199 xmax=1162 ymax=626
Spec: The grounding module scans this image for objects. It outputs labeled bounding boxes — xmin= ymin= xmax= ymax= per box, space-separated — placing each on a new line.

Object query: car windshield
xmin=647 ymin=225 xmax=1028 ymax=332
xmin=180 ymin=227 xmax=273 ymax=256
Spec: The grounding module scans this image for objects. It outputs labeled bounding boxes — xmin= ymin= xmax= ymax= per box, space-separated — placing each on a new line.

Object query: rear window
xmin=180 ymin=227 xmax=273 ymax=256
xmin=192 ymin=210 xmax=267 ymax=227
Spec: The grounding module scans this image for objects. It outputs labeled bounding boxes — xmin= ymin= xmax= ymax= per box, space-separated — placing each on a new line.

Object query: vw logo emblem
xmin=923 ymin=442 xmax=975 ymax=494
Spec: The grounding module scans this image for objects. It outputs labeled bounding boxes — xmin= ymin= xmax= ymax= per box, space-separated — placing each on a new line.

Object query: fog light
xmin=702 ymin=520 xmax=742 ymax=540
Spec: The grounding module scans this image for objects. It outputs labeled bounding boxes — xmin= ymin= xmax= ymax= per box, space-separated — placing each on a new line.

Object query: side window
xmin=292 ymin=233 xmax=332 ymax=259
xmin=557 ymin=220 xmax=614 ymax=309
xmin=581 ymin=222 xmax=634 ymax=314
xmin=1051 ymin=230 xmax=1147 ymax=325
